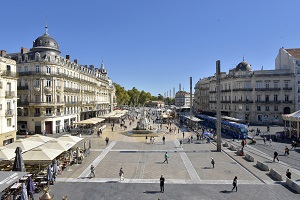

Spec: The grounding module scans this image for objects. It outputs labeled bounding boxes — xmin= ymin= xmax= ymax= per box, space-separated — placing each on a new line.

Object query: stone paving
xmin=31 ymin=121 xmax=300 ymax=199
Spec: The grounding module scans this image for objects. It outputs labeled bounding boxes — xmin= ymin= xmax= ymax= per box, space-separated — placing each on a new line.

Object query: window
xmin=265 ymin=95 xmax=269 ymax=102
xmin=35 ymin=79 xmax=40 ymax=87
xmin=46 ymin=108 xmax=52 ymax=115
xmin=246 ymin=105 xmax=249 ymax=111
xmin=274 ymin=81 xmax=278 ymax=88
xmin=35 ymin=95 xmax=40 ymax=102
xmin=57 ymin=68 xmax=60 ymax=74
xmin=46 ymin=79 xmax=51 ymax=87
xmin=266 ymin=106 xmax=270 ymax=111
xmin=56 ymin=79 xmax=60 ymax=87
xmin=25 ymin=66 xmax=28 ymax=72
xmin=284 ymin=81 xmax=289 ymax=88
xmin=257 ymin=95 xmax=261 ymax=102
xmin=46 ymin=95 xmax=52 ymax=103
xmin=24 ymin=108 xmax=28 ymax=116
xmin=256 ymin=81 xmax=262 ymax=88
xmin=57 ymin=95 xmax=60 ymax=103
xmin=285 ymin=94 xmax=289 ymax=101
xmin=7 ymin=118 xmax=11 ymax=127
xmin=36 ymin=66 xmax=40 ymax=73
xmin=274 ymin=105 xmax=278 ymax=111
xmin=46 ymin=66 xmax=51 ymax=74
xmin=258 ymin=115 xmax=262 ymax=121
xmin=257 ymin=106 xmax=261 ymax=111
xmin=274 ymin=95 xmax=278 ymax=101
xmin=265 ymin=82 xmax=270 ymax=89
xmin=35 ymin=108 xmax=40 ymax=114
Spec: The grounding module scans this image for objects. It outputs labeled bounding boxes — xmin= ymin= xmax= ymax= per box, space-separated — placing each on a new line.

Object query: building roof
xmin=286 ymin=48 xmax=300 ymax=59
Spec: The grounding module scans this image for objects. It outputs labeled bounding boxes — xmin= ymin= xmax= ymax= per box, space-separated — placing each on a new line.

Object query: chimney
xmin=0 ymin=50 xmax=6 ymax=57
xmin=90 ymin=65 xmax=94 ymax=70
xmin=66 ymin=55 xmax=70 ymax=60
xmin=74 ymin=59 xmax=78 ymax=64
xmin=21 ymin=47 xmax=28 ymax=54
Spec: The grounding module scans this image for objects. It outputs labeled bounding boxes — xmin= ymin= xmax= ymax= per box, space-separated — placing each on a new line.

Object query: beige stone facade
xmin=0 ymin=55 xmax=18 ymax=146
xmin=4 ymin=29 xmax=115 ymax=135
xmin=194 ymin=59 xmax=295 ymax=125
xmin=175 ymin=91 xmax=193 ymax=108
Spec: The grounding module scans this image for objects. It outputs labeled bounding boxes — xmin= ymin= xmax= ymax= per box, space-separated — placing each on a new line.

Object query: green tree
xmin=139 ymin=90 xmax=152 ymax=105
xmin=113 ymin=83 xmax=130 ymax=106
xmin=127 ymin=87 xmax=140 ymax=106
xmin=158 ymin=94 xmax=164 ymax=101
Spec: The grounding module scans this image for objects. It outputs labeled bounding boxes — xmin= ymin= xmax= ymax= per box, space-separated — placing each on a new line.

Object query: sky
xmin=1 ymin=0 xmax=300 ymax=97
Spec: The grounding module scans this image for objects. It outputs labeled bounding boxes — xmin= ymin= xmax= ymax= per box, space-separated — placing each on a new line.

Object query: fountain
xmin=131 ymin=109 xmax=157 ymax=134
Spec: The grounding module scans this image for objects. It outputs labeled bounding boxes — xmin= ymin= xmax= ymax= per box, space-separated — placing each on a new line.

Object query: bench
xmin=256 ymin=160 xmax=269 ymax=171
xmin=286 ymin=178 xmax=300 ymax=193
xmin=244 ymin=154 xmax=254 ymax=162
xmin=269 ymin=168 xmax=283 ymax=181
xmin=230 ymin=145 xmax=236 ymax=151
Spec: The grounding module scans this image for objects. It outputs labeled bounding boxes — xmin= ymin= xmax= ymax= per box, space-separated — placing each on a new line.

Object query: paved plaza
xmin=31 ymin=121 xmax=300 ymax=199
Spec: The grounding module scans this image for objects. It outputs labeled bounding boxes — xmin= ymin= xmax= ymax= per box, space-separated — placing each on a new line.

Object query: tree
xmin=113 ymin=83 xmax=130 ymax=106
xmin=127 ymin=87 xmax=140 ymax=106
xmin=139 ymin=90 xmax=152 ymax=105
xmin=158 ymin=94 xmax=164 ymax=101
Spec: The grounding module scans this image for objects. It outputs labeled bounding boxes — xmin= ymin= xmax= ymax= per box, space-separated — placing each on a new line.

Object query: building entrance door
xmin=45 ymin=121 xmax=52 ymax=134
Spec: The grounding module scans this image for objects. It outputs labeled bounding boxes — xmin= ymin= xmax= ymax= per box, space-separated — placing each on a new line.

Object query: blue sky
xmin=1 ymin=0 xmax=300 ymax=96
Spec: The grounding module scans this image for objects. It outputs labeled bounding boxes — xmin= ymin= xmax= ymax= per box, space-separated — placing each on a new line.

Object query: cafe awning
xmin=0 ymin=171 xmax=28 ymax=192
xmin=0 ymin=147 xmax=15 ymax=161
xmin=40 ymin=139 xmax=75 ymax=151
xmin=57 ymin=135 xmax=84 ymax=143
xmin=26 ymin=135 xmax=55 ymax=143
xmin=22 ymin=147 xmax=62 ymax=163
xmin=73 ymin=117 xmax=105 ymax=125
xmin=5 ymin=139 xmax=43 ymax=153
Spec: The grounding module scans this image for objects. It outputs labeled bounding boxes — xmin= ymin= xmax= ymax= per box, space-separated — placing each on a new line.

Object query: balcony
xmin=221 ymin=89 xmax=231 ymax=92
xmin=34 ymin=113 xmax=41 ymax=117
xmin=44 ymin=87 xmax=52 ymax=93
xmin=45 ymin=112 xmax=53 ymax=116
xmin=209 ymin=90 xmax=217 ymax=93
xmin=283 ymin=87 xmax=292 ymax=91
xmin=33 ymin=87 xmax=40 ymax=92
xmin=5 ymin=91 xmax=15 ymax=98
xmin=282 ymin=100 xmax=293 ymax=104
xmin=17 ymin=100 xmax=29 ymax=106
xmin=17 ymin=85 xmax=29 ymax=90
xmin=56 ymin=86 xmax=61 ymax=92
xmin=233 ymin=88 xmax=253 ymax=91
xmin=221 ymin=101 xmax=231 ymax=103
xmin=56 ymin=112 xmax=62 ymax=116
xmin=0 ymin=70 xmax=17 ymax=78
xmin=5 ymin=109 xmax=14 ymax=117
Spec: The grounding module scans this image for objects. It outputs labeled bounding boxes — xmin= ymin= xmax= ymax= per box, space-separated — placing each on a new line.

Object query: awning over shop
xmin=73 ymin=117 xmax=105 ymax=125
xmin=0 ymin=171 xmax=27 ymax=192
xmin=22 ymin=147 xmax=62 ymax=163
xmin=282 ymin=110 xmax=300 ymax=122
xmin=184 ymin=116 xmax=203 ymax=122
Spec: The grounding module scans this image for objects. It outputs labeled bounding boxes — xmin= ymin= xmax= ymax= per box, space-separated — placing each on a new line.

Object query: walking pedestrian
xmin=182 ymin=132 xmax=185 ymax=138
xmin=162 ymin=136 xmax=165 ymax=145
xmin=119 ymin=167 xmax=124 ymax=181
xmin=284 ymin=146 xmax=290 ymax=156
xmin=105 ymin=137 xmax=109 ymax=145
xmin=179 ymin=140 xmax=183 ymax=148
xmin=211 ymin=158 xmax=215 ymax=169
xmin=163 ymin=152 xmax=169 ymax=164
xmin=263 ymin=137 xmax=266 ymax=145
xmin=231 ymin=176 xmax=238 ymax=192
xmin=90 ymin=165 xmax=95 ymax=178
xmin=145 ymin=135 xmax=148 ymax=143
xmin=269 ymin=138 xmax=272 ymax=146
xmin=273 ymin=151 xmax=279 ymax=162
xmin=286 ymin=169 xmax=291 ymax=179
xmin=160 ymin=175 xmax=165 ymax=193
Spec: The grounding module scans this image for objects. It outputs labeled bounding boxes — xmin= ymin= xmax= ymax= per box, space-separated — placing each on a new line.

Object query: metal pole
xmin=190 ymin=77 xmax=193 ymax=129
xmin=216 ymin=60 xmax=222 ymax=152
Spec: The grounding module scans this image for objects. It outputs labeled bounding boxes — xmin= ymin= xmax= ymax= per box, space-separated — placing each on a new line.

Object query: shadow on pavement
xmin=106 ymin=181 xmax=118 ymax=183
xmin=155 ymin=161 xmax=166 ymax=164
xmin=202 ymin=167 xmax=212 ymax=169
xmin=220 ymin=190 xmax=233 ymax=193
xmin=143 ymin=191 xmax=161 ymax=194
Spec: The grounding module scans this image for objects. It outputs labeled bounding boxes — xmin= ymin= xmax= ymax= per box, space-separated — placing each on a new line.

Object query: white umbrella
xmin=5 ymin=139 xmax=43 ymax=152
xmin=57 ymin=135 xmax=84 ymax=143
xmin=40 ymin=139 xmax=75 ymax=151
xmin=26 ymin=134 xmax=55 ymax=143
xmin=0 ymin=147 xmax=15 ymax=161
xmin=22 ymin=147 xmax=62 ymax=163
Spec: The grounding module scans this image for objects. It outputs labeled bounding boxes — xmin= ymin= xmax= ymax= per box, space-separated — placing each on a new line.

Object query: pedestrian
xmin=162 ymin=136 xmax=165 ymax=145
xmin=286 ymin=169 xmax=291 ymax=179
xmin=269 ymin=138 xmax=272 ymax=146
xmin=241 ymin=140 xmax=245 ymax=150
xmin=211 ymin=158 xmax=215 ymax=168
xmin=179 ymin=140 xmax=183 ymax=148
xmin=284 ymin=146 xmax=289 ymax=156
xmin=105 ymin=137 xmax=109 ymax=145
xmin=43 ymin=130 xmax=47 ymax=136
xmin=263 ymin=137 xmax=266 ymax=145
xmin=145 ymin=135 xmax=148 ymax=143
xmin=163 ymin=152 xmax=169 ymax=164
xmin=90 ymin=165 xmax=95 ymax=178
xmin=231 ymin=176 xmax=238 ymax=192
xmin=191 ymin=135 xmax=193 ymax=143
xmin=273 ymin=151 xmax=279 ymax=162
xmin=182 ymin=132 xmax=185 ymax=138
xmin=160 ymin=175 xmax=165 ymax=193
xmin=178 ymin=128 xmax=180 ymax=134
xmin=119 ymin=167 xmax=124 ymax=181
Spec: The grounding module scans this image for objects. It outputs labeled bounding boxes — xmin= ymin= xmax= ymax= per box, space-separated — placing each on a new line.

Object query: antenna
xmin=45 ymin=16 xmax=48 ymax=35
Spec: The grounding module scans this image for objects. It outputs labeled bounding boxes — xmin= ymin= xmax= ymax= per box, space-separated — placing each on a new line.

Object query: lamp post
xmin=216 ymin=60 xmax=222 ymax=152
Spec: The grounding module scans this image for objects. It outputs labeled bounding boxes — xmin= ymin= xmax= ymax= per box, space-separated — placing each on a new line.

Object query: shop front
xmin=0 ymin=131 xmax=16 ymax=147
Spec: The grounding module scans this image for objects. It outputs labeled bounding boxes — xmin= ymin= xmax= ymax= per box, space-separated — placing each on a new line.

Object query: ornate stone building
xmin=194 ymin=58 xmax=295 ymax=125
xmin=175 ymin=91 xmax=193 ymax=108
xmin=0 ymin=53 xmax=18 ymax=146
xmin=4 ymin=27 xmax=115 ymax=134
